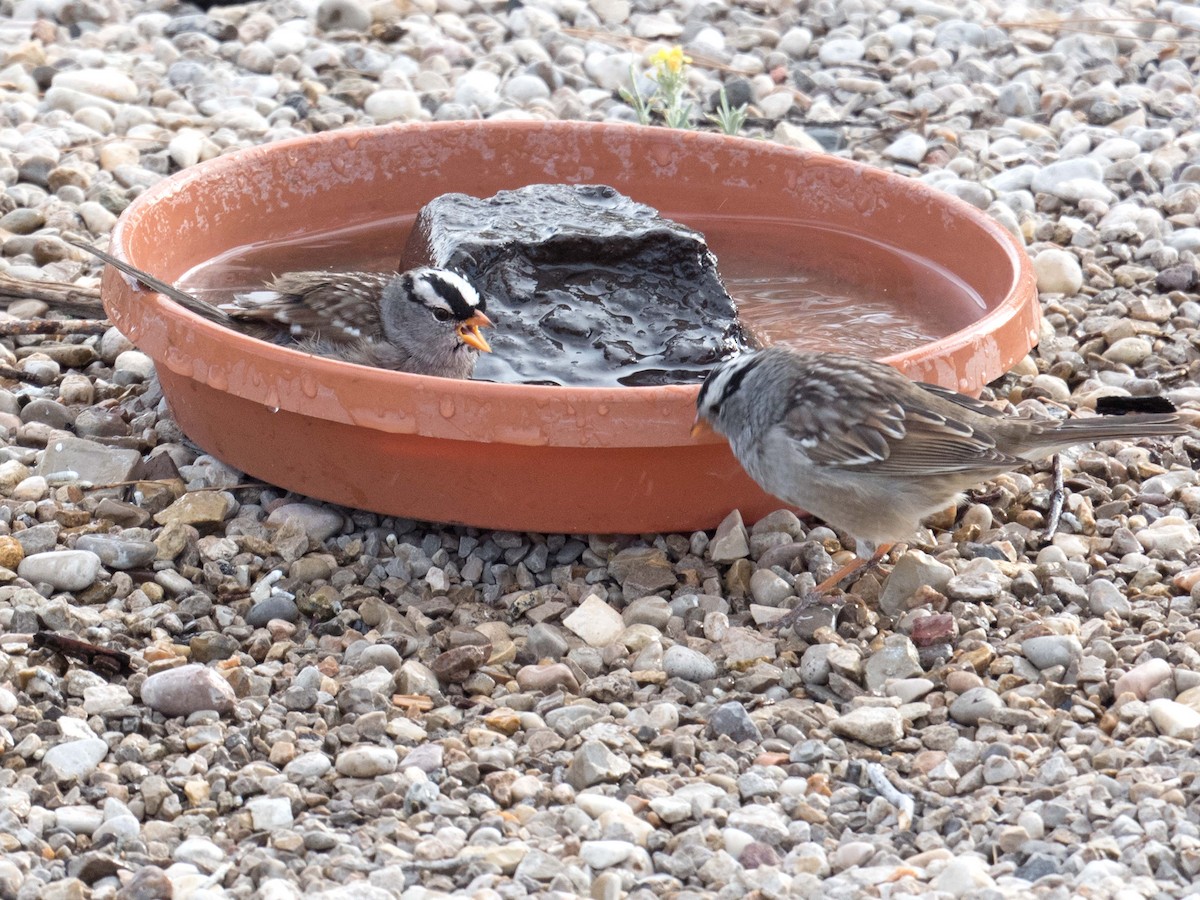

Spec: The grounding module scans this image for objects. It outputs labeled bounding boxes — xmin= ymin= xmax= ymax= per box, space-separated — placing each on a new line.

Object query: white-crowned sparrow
xmin=694 ymin=346 xmax=1191 ymax=600
xmin=70 ymin=240 xmax=493 ymax=379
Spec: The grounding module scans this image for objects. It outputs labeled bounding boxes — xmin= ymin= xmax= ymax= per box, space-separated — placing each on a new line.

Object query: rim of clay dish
xmin=104 ymin=120 xmax=1038 ymax=449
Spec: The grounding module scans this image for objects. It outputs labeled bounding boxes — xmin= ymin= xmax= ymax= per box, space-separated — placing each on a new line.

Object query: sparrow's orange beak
xmin=691 ymin=415 xmax=714 ymax=438
xmin=457 ymin=311 xmax=493 ymax=353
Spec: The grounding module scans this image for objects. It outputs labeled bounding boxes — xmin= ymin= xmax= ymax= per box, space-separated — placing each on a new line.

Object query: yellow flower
xmin=650 ymin=46 xmax=692 ymax=74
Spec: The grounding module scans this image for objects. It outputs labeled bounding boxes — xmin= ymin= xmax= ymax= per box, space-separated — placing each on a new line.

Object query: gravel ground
xmin=1 ymin=0 xmax=1200 ymax=898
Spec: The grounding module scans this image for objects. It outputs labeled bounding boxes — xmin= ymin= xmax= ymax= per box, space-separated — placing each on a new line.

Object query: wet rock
xmin=402 ymin=183 xmax=756 ymax=386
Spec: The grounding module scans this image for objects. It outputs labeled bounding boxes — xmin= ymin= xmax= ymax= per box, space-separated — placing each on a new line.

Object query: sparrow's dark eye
xmin=433 ymin=308 xmax=452 ymax=322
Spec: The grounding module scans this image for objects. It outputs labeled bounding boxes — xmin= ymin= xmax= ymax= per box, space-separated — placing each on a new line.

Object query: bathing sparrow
xmin=694 ymin=346 xmax=1191 ymax=601
xmin=70 ymin=240 xmax=493 ymax=379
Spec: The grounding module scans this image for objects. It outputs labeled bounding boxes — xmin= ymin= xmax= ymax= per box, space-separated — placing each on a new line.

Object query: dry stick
xmin=995 ymin=16 xmax=1200 ymax=45
xmin=0 ymin=318 xmax=109 ymax=336
xmin=0 ymin=272 xmax=107 ymax=317
xmin=0 ymin=363 xmax=61 ymax=386
xmin=32 ymin=631 xmax=133 ymax=676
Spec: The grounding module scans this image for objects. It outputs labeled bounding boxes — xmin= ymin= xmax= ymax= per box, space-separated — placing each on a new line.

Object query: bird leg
xmin=772 ymin=542 xmax=895 ymax=634
xmin=1043 ymin=453 xmax=1065 ymax=541
xmin=812 ymin=542 xmax=895 ymax=595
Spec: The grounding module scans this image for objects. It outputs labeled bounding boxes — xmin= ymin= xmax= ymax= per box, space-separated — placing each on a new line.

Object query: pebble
xmin=818 ymin=37 xmax=865 ymax=65
xmin=140 ymin=665 xmax=236 ymax=717
xmin=0 ymin=2 xmax=1193 ymax=898
xmin=1103 ymin=336 xmax=1152 ymax=366
xmin=1113 ymin=659 xmax=1172 ymax=699
xmin=863 ymin=635 xmax=923 ymax=690
xmin=1148 ymin=699 xmax=1200 ymax=740
xmin=52 ymin=68 xmax=139 ymax=102
xmin=749 ymin=568 xmax=792 ymax=606
xmin=878 ymin=551 xmax=953 ymax=615
xmin=830 ymin=707 xmax=903 ymax=747
xmin=42 ymin=738 xmax=109 ymax=781
xmin=1136 ymin=517 xmax=1200 ymax=554
xmin=74 ymin=534 xmax=157 ymax=569
xmin=248 ymin=797 xmax=295 ymax=830
xmin=1021 ymin=635 xmax=1082 ymax=670
xmin=266 ymin=503 xmax=344 ymax=542
xmin=663 ymin=644 xmax=718 ymax=682
xmin=335 ymin=745 xmax=398 ymax=778
xmin=709 ymin=509 xmax=750 ymax=562
xmin=706 ymin=701 xmax=761 ymax=742
xmin=1034 ymin=248 xmax=1083 ymax=294
xmin=883 ymin=132 xmax=927 ymax=165
xmin=364 ymin=89 xmax=423 ymax=123
xmin=563 ymin=594 xmax=625 ymax=646
xmin=17 ymin=549 xmax=101 ymax=591
xmin=949 ymin=687 xmax=1004 ymax=725
xmin=567 ymin=740 xmax=631 ymax=788
xmin=935 ymin=855 xmax=996 ymax=896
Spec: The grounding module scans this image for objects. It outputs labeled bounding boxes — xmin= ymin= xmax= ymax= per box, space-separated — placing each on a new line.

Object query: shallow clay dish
xmin=102 ymin=121 xmax=1039 ymax=534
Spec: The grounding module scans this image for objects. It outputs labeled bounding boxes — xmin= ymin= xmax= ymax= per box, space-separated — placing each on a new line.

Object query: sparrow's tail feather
xmin=1015 ymin=413 xmax=1191 ymax=459
xmin=68 ymin=239 xmax=233 ymax=323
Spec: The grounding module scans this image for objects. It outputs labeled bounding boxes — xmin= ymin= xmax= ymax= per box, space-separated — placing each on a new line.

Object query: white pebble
xmin=1033 ymin=248 xmax=1083 ymax=294
xmin=365 ymin=89 xmax=423 ymax=123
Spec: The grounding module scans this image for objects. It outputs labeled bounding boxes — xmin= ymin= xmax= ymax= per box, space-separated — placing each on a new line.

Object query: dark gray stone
xmin=706 ymin=701 xmax=761 ymax=743
xmin=402 ymin=183 xmax=756 ymax=386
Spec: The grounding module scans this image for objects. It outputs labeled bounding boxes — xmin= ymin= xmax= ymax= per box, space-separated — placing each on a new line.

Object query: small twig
xmin=995 ymin=16 xmax=1200 ymax=47
xmin=79 ymin=478 xmax=267 ymax=491
xmin=32 ymin=632 xmax=133 ymax=676
xmin=865 ymin=762 xmax=915 ymax=830
xmin=1044 ymin=454 xmax=1065 ymax=541
xmin=0 ymin=318 xmax=109 ymax=336
xmin=0 ymin=363 xmax=61 ymax=386
xmin=0 ymin=272 xmax=105 ymax=316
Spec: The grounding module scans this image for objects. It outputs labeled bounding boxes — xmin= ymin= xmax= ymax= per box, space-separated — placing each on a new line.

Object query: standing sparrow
xmin=69 ymin=240 xmax=493 ymax=379
xmin=694 ymin=346 xmax=1191 ymax=601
